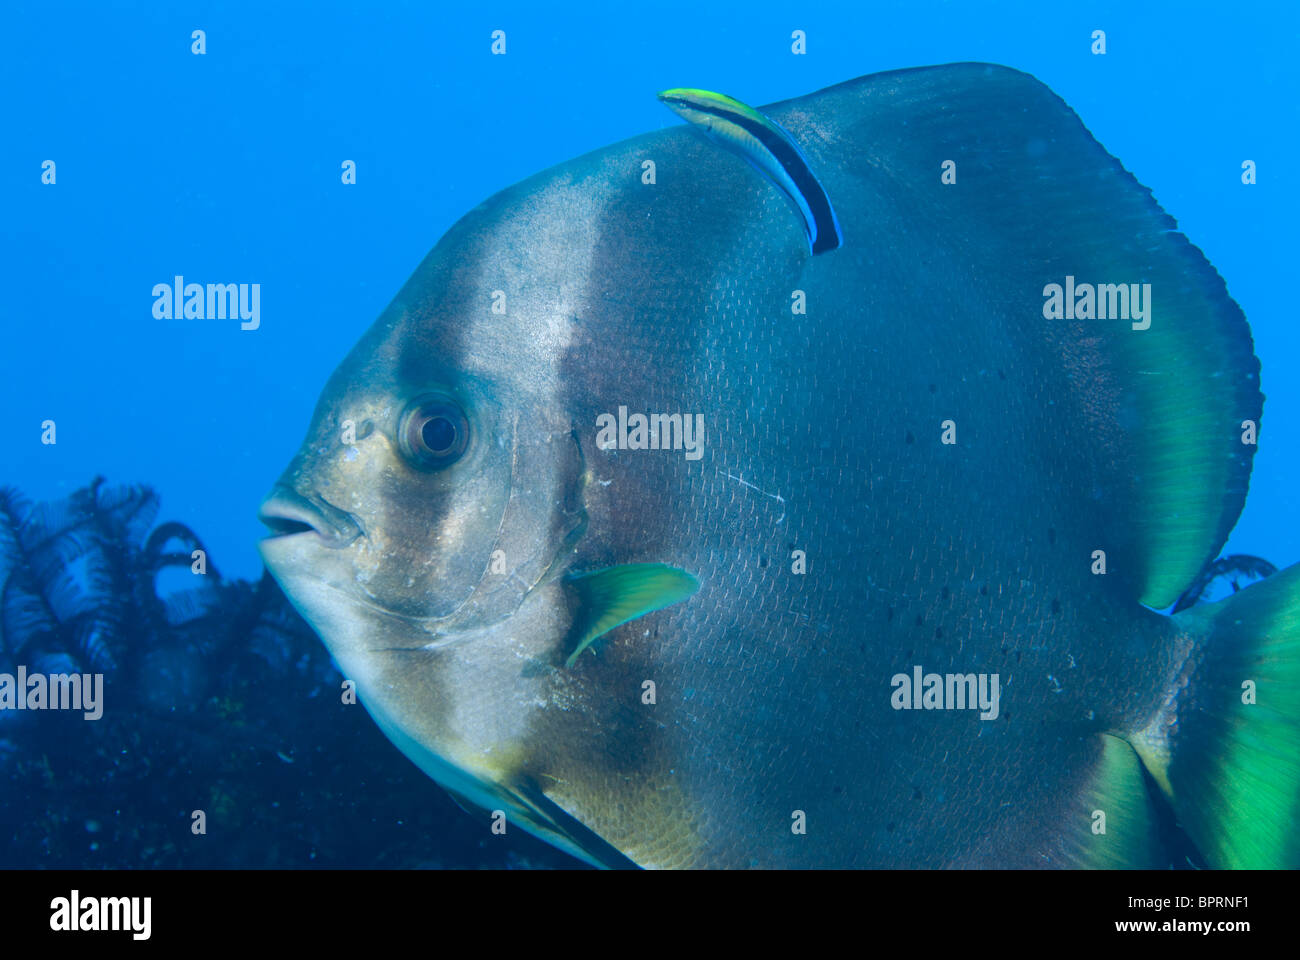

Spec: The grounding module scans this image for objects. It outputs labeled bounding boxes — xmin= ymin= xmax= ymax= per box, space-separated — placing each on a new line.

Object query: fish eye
xmin=399 ymin=395 xmax=470 ymax=469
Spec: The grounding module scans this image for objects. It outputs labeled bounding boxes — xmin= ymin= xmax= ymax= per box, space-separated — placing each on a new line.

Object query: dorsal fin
xmin=766 ymin=63 xmax=1261 ymax=608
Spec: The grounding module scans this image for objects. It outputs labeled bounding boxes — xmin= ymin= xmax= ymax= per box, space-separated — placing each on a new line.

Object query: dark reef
xmin=0 ymin=478 xmax=580 ymax=868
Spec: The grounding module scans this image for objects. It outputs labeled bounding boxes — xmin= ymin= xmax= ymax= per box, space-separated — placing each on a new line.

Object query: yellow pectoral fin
xmin=564 ymin=563 xmax=699 ymax=668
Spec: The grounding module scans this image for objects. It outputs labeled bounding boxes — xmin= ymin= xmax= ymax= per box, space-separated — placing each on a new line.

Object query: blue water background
xmin=2 ymin=0 xmax=1298 ymax=581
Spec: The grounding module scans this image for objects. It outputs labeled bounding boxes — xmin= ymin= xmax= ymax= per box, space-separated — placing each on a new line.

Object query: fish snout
xmin=258 ymin=486 xmax=362 ymax=549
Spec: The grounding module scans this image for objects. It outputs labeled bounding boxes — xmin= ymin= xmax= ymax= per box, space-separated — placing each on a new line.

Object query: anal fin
xmin=1055 ymin=734 xmax=1165 ymax=869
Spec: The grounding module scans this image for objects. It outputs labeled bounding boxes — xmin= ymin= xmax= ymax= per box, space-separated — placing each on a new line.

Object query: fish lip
xmin=257 ymin=487 xmax=362 ymax=549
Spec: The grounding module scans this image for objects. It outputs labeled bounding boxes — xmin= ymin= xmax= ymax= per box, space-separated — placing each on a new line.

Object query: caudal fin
xmin=1130 ymin=561 xmax=1300 ymax=868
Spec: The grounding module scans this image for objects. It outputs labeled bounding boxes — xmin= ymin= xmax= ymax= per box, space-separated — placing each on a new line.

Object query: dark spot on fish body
xmin=1051 ymin=598 xmax=1061 ymax=616
xmin=934 ymin=627 xmax=943 ymax=639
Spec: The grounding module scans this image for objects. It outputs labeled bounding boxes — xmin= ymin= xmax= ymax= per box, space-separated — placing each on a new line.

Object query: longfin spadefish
xmin=658 ymin=87 xmax=843 ymax=255
xmin=565 ymin=563 xmax=698 ymax=668
xmin=1131 ymin=561 xmax=1300 ymax=868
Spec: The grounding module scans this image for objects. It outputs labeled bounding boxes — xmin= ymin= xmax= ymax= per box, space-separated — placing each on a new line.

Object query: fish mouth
xmin=257 ymin=487 xmax=363 ymax=549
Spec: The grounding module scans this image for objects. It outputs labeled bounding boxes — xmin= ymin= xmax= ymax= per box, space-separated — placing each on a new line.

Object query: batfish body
xmin=259 ymin=64 xmax=1300 ymax=868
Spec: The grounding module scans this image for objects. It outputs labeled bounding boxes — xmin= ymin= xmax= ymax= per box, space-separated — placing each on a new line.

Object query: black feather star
xmin=0 ymin=476 xmax=224 ymax=682
xmin=1171 ymin=553 xmax=1279 ymax=614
